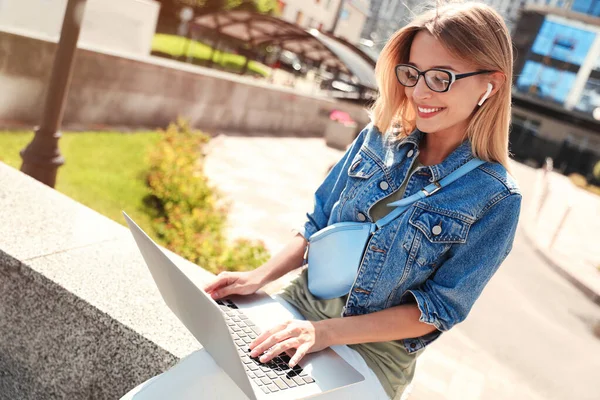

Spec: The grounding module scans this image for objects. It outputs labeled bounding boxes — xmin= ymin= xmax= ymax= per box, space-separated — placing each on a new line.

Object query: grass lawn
xmin=0 ymin=131 xmax=161 ymax=235
xmin=152 ymin=34 xmax=270 ymax=77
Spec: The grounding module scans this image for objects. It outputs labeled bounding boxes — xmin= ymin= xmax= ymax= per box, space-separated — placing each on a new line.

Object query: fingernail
xmin=289 ymin=361 xmax=295 ymax=368
xmin=260 ymin=355 xmax=267 ymax=362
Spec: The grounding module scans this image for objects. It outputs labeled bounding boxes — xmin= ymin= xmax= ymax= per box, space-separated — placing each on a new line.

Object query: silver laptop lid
xmin=123 ymin=212 xmax=257 ymax=400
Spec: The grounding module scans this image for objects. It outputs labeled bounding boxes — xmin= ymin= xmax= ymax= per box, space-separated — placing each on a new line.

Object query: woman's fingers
xmin=203 ymin=272 xmax=235 ymax=294
xmin=288 ymin=343 xmax=310 ymax=368
xmin=259 ymin=338 xmax=300 ymax=363
xmin=210 ymin=284 xmax=242 ymax=299
xmin=249 ymin=323 xmax=292 ymax=357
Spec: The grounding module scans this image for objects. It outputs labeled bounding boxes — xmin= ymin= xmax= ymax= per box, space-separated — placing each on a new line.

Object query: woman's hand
xmin=249 ymin=320 xmax=330 ymax=368
xmin=203 ymin=270 xmax=266 ymax=300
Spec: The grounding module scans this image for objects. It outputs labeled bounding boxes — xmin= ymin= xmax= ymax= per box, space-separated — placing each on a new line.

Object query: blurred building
xmin=361 ymin=0 xmax=418 ymax=51
xmin=278 ymin=0 xmax=370 ymax=44
xmin=511 ymin=2 xmax=600 ymax=178
xmin=0 ymin=0 xmax=160 ymax=56
xmin=479 ymin=0 xmax=527 ymax=31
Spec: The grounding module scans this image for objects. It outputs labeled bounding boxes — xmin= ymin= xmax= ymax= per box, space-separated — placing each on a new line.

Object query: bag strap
xmin=375 ymin=158 xmax=485 ymax=229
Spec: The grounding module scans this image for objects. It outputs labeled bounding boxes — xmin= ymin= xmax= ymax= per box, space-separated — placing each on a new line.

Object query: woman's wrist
xmin=314 ymin=319 xmax=338 ymax=348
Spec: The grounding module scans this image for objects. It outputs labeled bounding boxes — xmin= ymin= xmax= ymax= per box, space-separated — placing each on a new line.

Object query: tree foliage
xmin=157 ymin=0 xmax=280 ymax=16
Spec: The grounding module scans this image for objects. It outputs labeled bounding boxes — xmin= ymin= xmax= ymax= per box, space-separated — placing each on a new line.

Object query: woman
xmin=124 ymin=2 xmax=521 ymax=399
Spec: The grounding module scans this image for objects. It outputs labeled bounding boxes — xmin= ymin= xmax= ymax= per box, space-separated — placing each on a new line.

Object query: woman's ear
xmin=487 ymin=72 xmax=506 ymax=98
xmin=478 ymin=72 xmax=505 ymax=106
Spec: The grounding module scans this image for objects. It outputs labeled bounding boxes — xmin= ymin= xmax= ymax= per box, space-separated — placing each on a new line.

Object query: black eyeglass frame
xmin=395 ymin=64 xmax=493 ymax=93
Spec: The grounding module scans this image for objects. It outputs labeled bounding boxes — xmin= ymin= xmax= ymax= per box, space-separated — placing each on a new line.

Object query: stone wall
xmin=0 ymin=30 xmax=371 ymax=135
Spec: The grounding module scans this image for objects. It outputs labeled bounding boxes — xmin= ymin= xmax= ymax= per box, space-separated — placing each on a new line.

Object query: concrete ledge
xmin=0 ymin=161 xmax=217 ymax=398
xmin=0 ymin=251 xmax=177 ymax=399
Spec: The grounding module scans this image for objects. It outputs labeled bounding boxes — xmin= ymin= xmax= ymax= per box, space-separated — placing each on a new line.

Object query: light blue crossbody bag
xmin=306 ymin=158 xmax=485 ymax=299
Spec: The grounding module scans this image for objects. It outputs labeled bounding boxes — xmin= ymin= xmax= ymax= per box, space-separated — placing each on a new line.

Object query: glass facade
xmin=516 ymin=61 xmax=577 ymax=103
xmin=515 ymin=17 xmax=599 ymax=114
xmin=571 ymin=0 xmax=600 ymax=17
xmin=530 ymin=20 xmax=596 ymax=65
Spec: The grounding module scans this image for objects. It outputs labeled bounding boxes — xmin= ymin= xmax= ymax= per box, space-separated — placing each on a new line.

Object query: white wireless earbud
xmin=478 ymin=83 xmax=493 ymax=106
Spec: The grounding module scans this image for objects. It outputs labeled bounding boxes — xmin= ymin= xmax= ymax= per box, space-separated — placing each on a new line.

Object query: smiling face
xmin=404 ymin=31 xmax=491 ymax=140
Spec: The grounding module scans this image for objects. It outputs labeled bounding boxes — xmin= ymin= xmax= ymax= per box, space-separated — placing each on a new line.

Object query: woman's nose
xmin=412 ymin=76 xmax=433 ymax=100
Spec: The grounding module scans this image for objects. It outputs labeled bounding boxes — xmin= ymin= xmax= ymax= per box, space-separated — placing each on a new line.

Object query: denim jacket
xmin=300 ymin=123 xmax=521 ymax=353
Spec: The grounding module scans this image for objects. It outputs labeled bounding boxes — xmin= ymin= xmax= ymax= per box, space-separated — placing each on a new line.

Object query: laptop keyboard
xmin=216 ymin=299 xmax=316 ymax=394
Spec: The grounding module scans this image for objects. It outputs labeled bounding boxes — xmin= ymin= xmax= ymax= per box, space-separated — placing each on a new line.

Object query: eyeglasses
xmin=395 ymin=64 xmax=492 ymax=93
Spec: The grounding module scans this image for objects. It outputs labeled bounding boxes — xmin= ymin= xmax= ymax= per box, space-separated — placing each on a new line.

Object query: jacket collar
xmin=399 ymin=129 xmax=475 ymax=183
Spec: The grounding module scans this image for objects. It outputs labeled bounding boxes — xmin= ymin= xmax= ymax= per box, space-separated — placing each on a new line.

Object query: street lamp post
xmin=20 ymin=0 xmax=88 ymax=188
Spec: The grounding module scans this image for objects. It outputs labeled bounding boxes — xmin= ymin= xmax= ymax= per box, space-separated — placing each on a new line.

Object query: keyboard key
xmin=247 ymin=371 xmax=256 ymax=379
xmin=261 ymin=386 xmax=270 ymax=394
xmin=248 ymin=364 xmax=259 ymax=371
xmin=266 ymin=371 xmax=277 ymax=379
xmin=250 ymin=326 xmax=262 ymax=335
xmin=281 ymin=375 xmax=297 ymax=388
xmin=260 ymin=377 xmax=271 ymax=386
xmin=242 ymin=337 xmax=252 ymax=344
xmin=234 ymin=339 xmax=245 ymax=347
xmin=273 ymin=378 xmax=288 ymax=390
xmin=248 ymin=333 xmax=257 ymax=340
xmin=231 ymin=326 xmax=242 ymax=332
xmin=239 ymin=314 xmax=249 ymax=320
xmin=266 ymin=384 xmax=279 ymax=393
xmin=260 ymin=365 xmax=271 ymax=372
xmin=254 ymin=370 xmax=265 ymax=378
xmin=302 ymin=376 xmax=315 ymax=384
xmin=280 ymin=354 xmax=291 ymax=363
xmin=243 ymin=327 xmax=253 ymax=334
xmin=292 ymin=375 xmax=306 ymax=386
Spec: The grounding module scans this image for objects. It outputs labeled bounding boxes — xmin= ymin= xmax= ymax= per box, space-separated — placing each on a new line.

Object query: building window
xmin=516 ymin=61 xmax=578 ymax=104
xmin=571 ymin=0 xmax=600 ymax=17
xmin=531 ymin=20 xmax=596 ymax=66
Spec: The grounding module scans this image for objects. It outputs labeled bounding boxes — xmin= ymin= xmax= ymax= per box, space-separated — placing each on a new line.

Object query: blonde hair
xmin=370 ymin=1 xmax=514 ymax=170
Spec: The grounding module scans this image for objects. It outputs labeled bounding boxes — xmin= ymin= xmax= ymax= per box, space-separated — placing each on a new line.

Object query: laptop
xmin=123 ymin=212 xmax=364 ymax=400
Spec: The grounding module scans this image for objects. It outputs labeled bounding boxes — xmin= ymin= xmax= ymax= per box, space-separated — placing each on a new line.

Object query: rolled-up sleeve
xmin=298 ymin=124 xmax=370 ymax=240
xmin=402 ymin=192 xmax=522 ymax=332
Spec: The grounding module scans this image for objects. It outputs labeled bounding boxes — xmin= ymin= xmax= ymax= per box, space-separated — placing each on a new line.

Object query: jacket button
xmin=379 ymin=181 xmax=389 ymax=190
xmin=407 ymin=149 xmax=414 ymax=158
xmin=410 ymin=342 xmax=417 ymax=349
xmin=432 ymin=225 xmax=442 ymax=235
xmin=357 ymin=213 xmax=366 ymax=222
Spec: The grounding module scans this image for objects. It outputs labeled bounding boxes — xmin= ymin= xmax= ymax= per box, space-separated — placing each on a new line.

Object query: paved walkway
xmin=516 ymin=164 xmax=600 ymax=305
xmin=203 ymin=133 xmax=600 ymax=400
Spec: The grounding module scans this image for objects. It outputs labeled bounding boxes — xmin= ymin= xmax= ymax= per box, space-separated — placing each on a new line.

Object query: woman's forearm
xmin=317 ymin=304 xmax=438 ymax=346
xmin=255 ymin=234 xmax=307 ymax=286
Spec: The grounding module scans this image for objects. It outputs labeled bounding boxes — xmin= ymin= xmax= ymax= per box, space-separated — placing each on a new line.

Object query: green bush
xmin=146 ymin=119 xmax=270 ymax=273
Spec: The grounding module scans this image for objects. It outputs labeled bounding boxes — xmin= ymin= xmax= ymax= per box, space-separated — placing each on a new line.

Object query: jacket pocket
xmin=406 ymin=205 xmax=473 ymax=267
xmin=347 ymin=150 xmax=379 ymax=179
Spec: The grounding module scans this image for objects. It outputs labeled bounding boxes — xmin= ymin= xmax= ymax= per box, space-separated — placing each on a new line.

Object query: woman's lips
xmin=417 ymin=106 xmax=445 ymax=119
